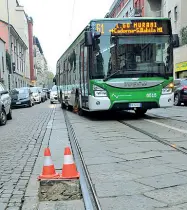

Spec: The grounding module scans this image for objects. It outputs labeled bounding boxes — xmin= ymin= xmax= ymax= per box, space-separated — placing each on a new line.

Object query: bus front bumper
xmin=88 ymin=93 xmax=174 ymax=111
xmin=159 ymin=93 xmax=174 ymax=108
xmin=88 ymin=95 xmax=111 ymax=111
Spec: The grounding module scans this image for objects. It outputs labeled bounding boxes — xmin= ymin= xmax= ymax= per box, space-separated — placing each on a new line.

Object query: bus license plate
xmin=129 ymin=103 xmax=142 ymax=108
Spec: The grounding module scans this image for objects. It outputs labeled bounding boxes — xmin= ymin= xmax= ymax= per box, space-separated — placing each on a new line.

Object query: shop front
xmin=175 ymin=61 xmax=187 ymax=79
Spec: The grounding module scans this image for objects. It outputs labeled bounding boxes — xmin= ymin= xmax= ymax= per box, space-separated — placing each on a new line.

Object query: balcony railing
xmin=129 ymin=8 xmax=142 ymax=17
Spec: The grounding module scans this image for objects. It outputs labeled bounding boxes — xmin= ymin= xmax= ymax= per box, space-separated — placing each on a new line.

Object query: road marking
xmin=144 ymin=119 xmax=187 ymax=134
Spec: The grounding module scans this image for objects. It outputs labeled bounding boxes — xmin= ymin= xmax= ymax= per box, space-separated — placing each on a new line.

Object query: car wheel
xmin=174 ymin=94 xmax=180 ymax=106
xmin=29 ymin=100 xmax=32 ymax=107
xmin=50 ymin=101 xmax=53 ymax=104
xmin=0 ymin=109 xmax=7 ymax=126
xmin=7 ymin=108 xmax=12 ymax=120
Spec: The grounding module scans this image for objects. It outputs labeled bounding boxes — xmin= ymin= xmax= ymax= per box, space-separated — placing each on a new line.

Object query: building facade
xmin=162 ymin=0 xmax=187 ymax=78
xmin=0 ymin=0 xmax=36 ymax=87
xmin=33 ymin=36 xmax=48 ymax=87
xmin=0 ymin=20 xmax=28 ymax=89
xmin=0 ymin=38 xmax=7 ymax=87
xmin=28 ymin=17 xmax=36 ymax=86
xmin=107 ymin=0 xmax=162 ymax=18
xmin=107 ymin=0 xmax=187 ymax=79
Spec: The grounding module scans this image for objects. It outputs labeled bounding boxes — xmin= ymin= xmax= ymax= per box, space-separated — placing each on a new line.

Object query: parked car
xmin=30 ymin=87 xmax=41 ymax=104
xmin=0 ymin=82 xmax=12 ymax=126
xmin=37 ymin=87 xmax=46 ymax=102
xmin=174 ymin=78 xmax=187 ymax=106
xmin=42 ymin=88 xmax=50 ymax=99
xmin=10 ymin=88 xmax=34 ymax=108
xmin=50 ymin=85 xmax=58 ymax=104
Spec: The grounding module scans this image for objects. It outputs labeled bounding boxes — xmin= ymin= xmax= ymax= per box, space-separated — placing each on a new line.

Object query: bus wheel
xmin=135 ymin=108 xmax=147 ymax=117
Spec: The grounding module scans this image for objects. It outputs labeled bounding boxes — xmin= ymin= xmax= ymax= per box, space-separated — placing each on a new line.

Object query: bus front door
xmin=80 ymin=44 xmax=89 ymax=108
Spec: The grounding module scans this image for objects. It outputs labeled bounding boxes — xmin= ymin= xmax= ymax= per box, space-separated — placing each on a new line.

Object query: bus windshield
xmin=92 ymin=35 xmax=172 ymax=79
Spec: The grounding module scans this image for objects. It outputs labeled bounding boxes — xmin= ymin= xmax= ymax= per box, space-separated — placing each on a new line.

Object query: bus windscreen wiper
xmin=103 ymin=70 xmax=121 ymax=82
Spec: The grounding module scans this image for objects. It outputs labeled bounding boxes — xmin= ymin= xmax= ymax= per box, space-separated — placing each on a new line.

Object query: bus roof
xmin=57 ymin=17 xmax=171 ymax=64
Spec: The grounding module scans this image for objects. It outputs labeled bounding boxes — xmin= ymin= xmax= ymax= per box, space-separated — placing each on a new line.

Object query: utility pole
xmin=7 ymin=0 xmax=13 ymax=90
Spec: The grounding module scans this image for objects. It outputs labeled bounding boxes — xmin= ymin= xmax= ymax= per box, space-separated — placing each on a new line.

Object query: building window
xmin=174 ymin=6 xmax=178 ymax=21
xmin=168 ymin=10 xmax=171 ymax=19
xmin=2 ymin=57 xmax=4 ymax=72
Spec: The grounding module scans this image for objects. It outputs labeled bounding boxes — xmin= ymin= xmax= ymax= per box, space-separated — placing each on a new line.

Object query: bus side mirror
xmin=85 ymin=31 xmax=93 ymax=46
xmin=172 ymin=34 xmax=179 ymax=48
xmin=85 ymin=31 xmax=101 ymax=46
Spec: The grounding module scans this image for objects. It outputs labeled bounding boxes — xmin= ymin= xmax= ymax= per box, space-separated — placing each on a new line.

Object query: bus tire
xmin=174 ymin=94 xmax=181 ymax=106
xmin=135 ymin=108 xmax=147 ymax=117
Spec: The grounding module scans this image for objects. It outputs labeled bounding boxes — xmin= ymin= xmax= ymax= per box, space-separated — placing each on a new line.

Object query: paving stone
xmin=99 ymin=195 xmax=167 ymax=210
xmin=135 ymin=173 xmax=187 ymax=189
xmin=157 ymin=203 xmax=187 ymax=210
xmin=126 ymin=164 xmax=182 ymax=177
xmin=95 ymin=180 xmax=154 ymax=197
xmin=6 ymin=207 xmax=20 ymax=210
xmin=0 ymin=194 xmax=12 ymax=198
xmin=0 ymin=202 xmax=6 ymax=209
xmin=0 ymin=197 xmax=9 ymax=202
xmin=144 ymin=184 xmax=187 ymax=205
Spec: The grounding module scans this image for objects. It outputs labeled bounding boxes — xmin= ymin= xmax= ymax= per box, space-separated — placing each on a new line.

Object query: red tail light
xmin=182 ymin=86 xmax=187 ymax=90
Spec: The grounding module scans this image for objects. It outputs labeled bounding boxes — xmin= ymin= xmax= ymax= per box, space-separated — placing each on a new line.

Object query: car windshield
xmin=30 ymin=87 xmax=38 ymax=93
xmin=10 ymin=88 xmax=28 ymax=95
xmin=181 ymin=80 xmax=187 ymax=86
xmin=92 ymin=35 xmax=172 ymax=79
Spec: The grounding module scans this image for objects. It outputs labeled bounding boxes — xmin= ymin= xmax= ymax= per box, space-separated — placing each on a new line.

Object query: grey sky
xmin=19 ymin=0 xmax=114 ymax=74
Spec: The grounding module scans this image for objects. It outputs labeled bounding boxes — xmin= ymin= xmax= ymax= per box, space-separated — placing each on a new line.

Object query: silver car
xmin=50 ymin=85 xmax=58 ymax=104
xmin=0 ymin=82 xmax=12 ymax=125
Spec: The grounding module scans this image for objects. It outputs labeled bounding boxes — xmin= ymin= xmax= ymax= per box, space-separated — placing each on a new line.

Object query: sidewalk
xmin=22 ymin=104 xmax=84 ymax=210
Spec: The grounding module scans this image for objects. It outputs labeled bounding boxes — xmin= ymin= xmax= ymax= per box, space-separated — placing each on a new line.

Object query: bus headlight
xmin=95 ymin=91 xmax=107 ymax=97
xmin=93 ymin=85 xmax=107 ymax=97
xmin=162 ymin=83 xmax=174 ymax=95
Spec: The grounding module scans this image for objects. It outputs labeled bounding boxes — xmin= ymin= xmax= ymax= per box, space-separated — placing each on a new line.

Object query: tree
xmin=43 ymin=71 xmax=54 ymax=88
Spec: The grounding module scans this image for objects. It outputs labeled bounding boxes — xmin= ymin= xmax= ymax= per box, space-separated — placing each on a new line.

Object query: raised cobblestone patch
xmin=39 ymin=180 xmax=82 ymax=201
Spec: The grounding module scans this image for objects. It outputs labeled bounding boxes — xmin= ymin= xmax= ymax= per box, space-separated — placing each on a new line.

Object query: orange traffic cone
xmin=38 ymin=148 xmax=59 ymax=180
xmin=60 ymin=147 xmax=79 ymax=179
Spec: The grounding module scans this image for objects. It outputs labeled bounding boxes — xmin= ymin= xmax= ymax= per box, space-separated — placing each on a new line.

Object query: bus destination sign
xmin=94 ymin=20 xmax=170 ymax=36
xmin=109 ymin=21 xmax=163 ymax=35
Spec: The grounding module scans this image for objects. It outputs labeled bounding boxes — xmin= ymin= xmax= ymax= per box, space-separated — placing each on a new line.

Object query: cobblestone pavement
xmin=66 ymin=106 xmax=187 ymax=210
xmin=0 ymin=101 xmax=54 ymax=210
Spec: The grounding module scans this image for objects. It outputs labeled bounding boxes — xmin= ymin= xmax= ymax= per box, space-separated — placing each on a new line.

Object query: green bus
xmin=56 ymin=17 xmax=176 ymax=116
